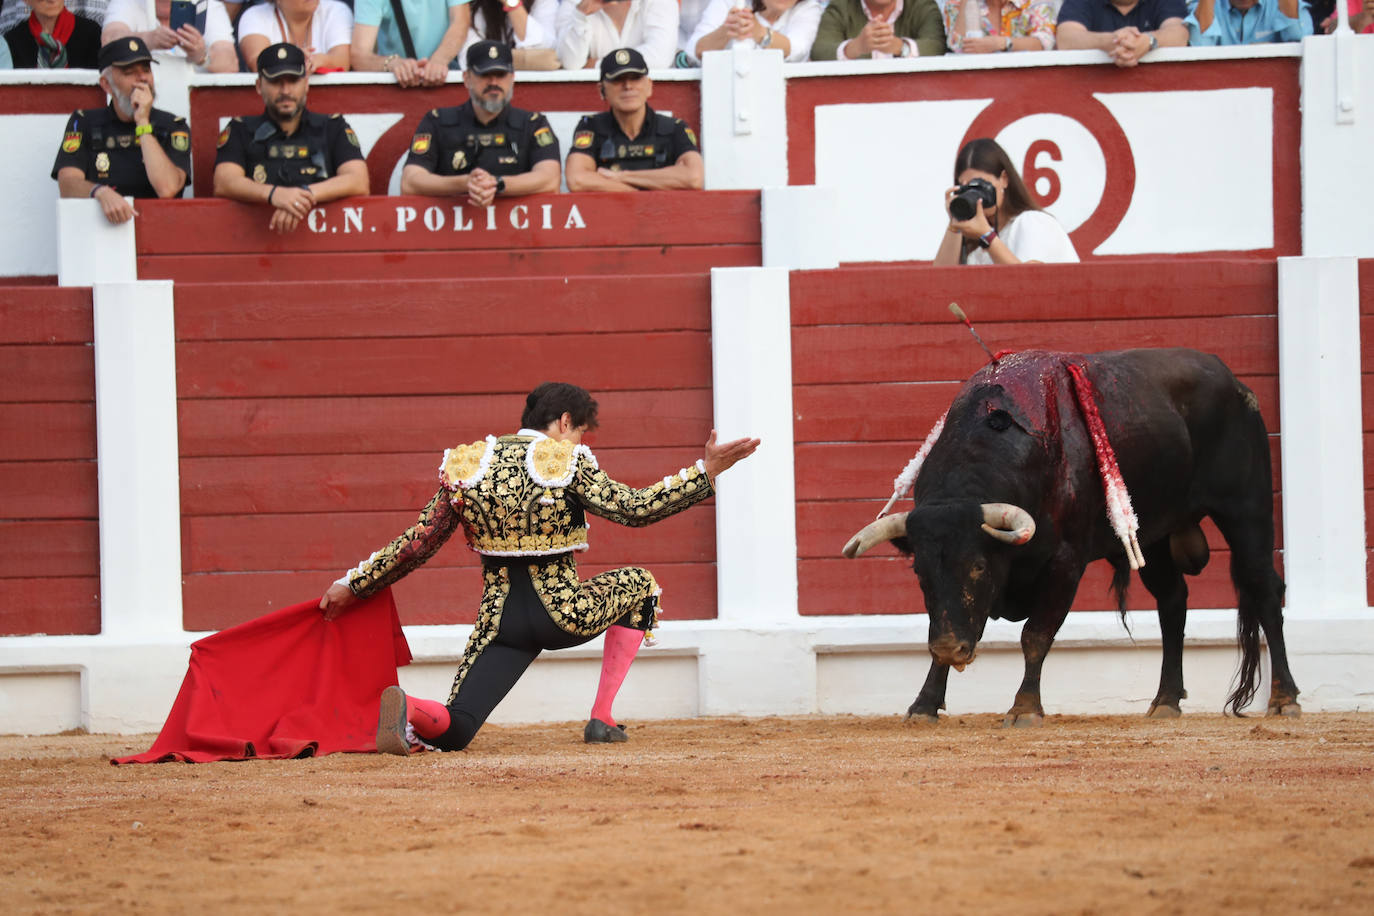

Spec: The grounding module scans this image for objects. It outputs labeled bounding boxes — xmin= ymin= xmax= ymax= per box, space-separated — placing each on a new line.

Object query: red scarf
xmin=29 ymin=8 xmax=76 ymax=69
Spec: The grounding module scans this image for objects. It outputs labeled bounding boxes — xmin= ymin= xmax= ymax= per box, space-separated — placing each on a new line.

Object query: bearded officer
xmin=52 ymin=37 xmax=190 ymax=225
xmin=564 ymin=47 xmax=704 ymax=193
xmin=213 ymin=43 xmax=370 ymax=235
xmin=399 ymin=40 xmax=561 ymax=210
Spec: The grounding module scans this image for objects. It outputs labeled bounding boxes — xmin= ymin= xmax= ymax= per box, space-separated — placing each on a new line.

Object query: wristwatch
xmin=1003 ymin=36 xmax=1012 ymax=51
xmin=977 ymin=228 xmax=999 ymax=249
xmin=1148 ymin=34 xmax=1158 ymax=52
xmin=495 ymin=176 xmax=506 ymax=195
xmin=760 ymin=28 xmax=773 ymax=48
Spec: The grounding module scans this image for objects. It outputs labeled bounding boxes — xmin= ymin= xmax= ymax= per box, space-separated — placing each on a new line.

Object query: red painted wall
xmin=0 ymin=286 xmax=100 ymax=635
xmin=1359 ymin=260 xmax=1374 ymax=606
xmin=169 ymin=194 xmax=736 ymax=628
xmin=792 ymin=259 xmax=1283 ymax=616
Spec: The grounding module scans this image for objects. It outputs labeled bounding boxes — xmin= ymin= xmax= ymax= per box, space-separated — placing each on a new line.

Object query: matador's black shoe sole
xmin=583 ymin=718 xmax=628 ymax=744
xmin=376 ymin=686 xmax=411 ymax=756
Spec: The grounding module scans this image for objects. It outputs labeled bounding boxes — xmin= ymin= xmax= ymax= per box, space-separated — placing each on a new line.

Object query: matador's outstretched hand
xmin=704 ymin=429 xmax=761 ymax=479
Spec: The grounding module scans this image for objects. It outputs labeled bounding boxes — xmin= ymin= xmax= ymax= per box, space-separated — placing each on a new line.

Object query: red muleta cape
xmin=113 ymin=590 xmax=411 ymax=764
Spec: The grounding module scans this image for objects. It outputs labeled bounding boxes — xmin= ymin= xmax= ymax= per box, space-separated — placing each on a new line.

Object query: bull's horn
xmin=980 ymin=503 xmax=1035 ymax=546
xmin=842 ymin=512 xmax=909 ymax=559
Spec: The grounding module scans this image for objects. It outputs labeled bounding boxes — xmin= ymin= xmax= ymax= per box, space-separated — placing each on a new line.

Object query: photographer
xmin=933 ymin=137 xmax=1078 ymax=266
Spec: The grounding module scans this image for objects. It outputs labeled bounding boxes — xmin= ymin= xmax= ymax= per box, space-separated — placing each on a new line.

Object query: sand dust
xmin=3 ymin=713 xmax=1372 ymax=914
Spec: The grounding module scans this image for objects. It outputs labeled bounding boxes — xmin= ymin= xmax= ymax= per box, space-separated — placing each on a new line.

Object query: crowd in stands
xmin=5 ymin=0 xmax=1370 ymax=74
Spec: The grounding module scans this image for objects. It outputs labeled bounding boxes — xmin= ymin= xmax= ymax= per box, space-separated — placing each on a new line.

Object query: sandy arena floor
xmin=2 ymin=712 xmax=1372 ymax=914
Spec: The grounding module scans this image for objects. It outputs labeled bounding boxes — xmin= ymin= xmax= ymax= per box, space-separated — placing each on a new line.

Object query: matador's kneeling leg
xmin=375 ymin=685 xmax=451 ymax=756
xmin=585 ymin=594 xmax=659 ymax=744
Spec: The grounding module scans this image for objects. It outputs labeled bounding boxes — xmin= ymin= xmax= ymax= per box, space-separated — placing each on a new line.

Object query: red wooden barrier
xmin=791 ymin=259 xmax=1283 ymax=617
xmin=0 ymin=286 xmax=100 ymax=635
xmin=176 ymin=272 xmax=720 ymax=630
xmin=135 ymin=192 xmax=761 ymax=282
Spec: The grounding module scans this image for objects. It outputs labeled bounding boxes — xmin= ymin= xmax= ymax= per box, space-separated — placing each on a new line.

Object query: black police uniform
xmin=215 ymin=110 xmax=364 ymax=187
xmin=404 ymin=102 xmax=561 ymax=178
xmin=568 ymin=105 xmax=699 ymax=172
xmin=50 ymin=105 xmax=191 ymax=198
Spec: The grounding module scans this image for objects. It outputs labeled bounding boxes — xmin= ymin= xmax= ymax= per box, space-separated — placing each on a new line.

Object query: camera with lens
xmin=949 ymin=177 xmax=998 ymax=222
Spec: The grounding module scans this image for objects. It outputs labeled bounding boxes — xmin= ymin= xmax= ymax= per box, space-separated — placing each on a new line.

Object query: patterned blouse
xmin=942 ymin=0 xmax=1058 ymax=51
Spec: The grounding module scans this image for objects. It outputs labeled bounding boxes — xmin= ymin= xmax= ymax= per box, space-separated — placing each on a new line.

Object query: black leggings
xmin=428 ymin=564 xmax=641 ymax=751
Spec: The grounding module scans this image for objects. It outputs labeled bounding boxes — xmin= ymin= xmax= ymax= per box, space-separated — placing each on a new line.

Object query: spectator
xmin=810 ymin=0 xmax=947 ymax=59
xmin=555 ymin=0 xmax=679 ymax=70
xmin=351 ymin=0 xmax=469 ymax=86
xmin=51 ymin=37 xmax=190 ymax=224
xmin=5 ymin=0 xmax=102 ymax=68
xmin=1186 ymin=0 xmax=1312 ymax=43
xmin=565 ymin=47 xmax=703 ymax=190
xmin=399 ymin=40 xmax=560 ymax=206
xmin=237 ymin=0 xmax=354 ymax=73
xmin=102 ymin=0 xmax=239 ymax=72
xmin=675 ymin=0 xmax=711 ymax=62
xmin=942 ymin=0 xmax=1058 ymax=52
xmin=0 ymin=33 xmax=9 ymax=67
xmin=213 ymin=43 xmax=369 ymax=233
xmin=687 ymin=0 xmax=825 ymax=63
xmin=932 ymin=137 xmax=1078 ymax=265
xmin=458 ymin=0 xmax=557 ymax=65
xmin=1055 ymin=0 xmax=1188 ymax=66
xmin=1321 ymin=0 xmax=1372 ymax=31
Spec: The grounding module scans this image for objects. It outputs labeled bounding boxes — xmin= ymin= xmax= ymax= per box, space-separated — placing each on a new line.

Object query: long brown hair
xmin=953 ymin=138 xmax=1040 ymax=223
xmin=475 ymin=0 xmax=533 ymax=42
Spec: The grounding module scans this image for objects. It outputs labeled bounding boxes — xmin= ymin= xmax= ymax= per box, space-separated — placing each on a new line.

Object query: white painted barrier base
xmin=2 ymin=611 xmax=1369 ymax=736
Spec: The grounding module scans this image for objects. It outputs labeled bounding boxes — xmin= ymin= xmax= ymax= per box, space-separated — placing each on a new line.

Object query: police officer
xmin=399 ymin=40 xmax=561 ymax=209
xmin=565 ymin=48 xmax=705 ymax=193
xmin=212 ymin=43 xmax=370 ymax=235
xmin=51 ymin=37 xmax=190 ymax=225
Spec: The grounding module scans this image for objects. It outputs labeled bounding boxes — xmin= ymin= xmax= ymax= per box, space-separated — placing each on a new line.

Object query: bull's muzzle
xmin=930 ymin=635 xmax=976 ymax=671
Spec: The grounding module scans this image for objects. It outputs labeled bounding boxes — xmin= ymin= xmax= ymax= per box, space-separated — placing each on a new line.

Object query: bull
xmin=842 ymin=348 xmax=1300 ymax=725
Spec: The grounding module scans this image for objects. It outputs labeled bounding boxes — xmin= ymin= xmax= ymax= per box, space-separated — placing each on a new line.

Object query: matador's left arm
xmin=340 ymin=488 xmax=462 ymax=599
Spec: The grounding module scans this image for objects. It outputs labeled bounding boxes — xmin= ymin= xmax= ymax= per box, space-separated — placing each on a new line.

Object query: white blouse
xmin=102 ymin=0 xmax=236 ymax=68
xmin=237 ymin=0 xmax=356 ymax=54
xmin=684 ymin=0 xmax=824 ymax=64
xmin=965 ymin=210 xmax=1080 ymax=265
xmin=555 ymin=0 xmax=680 ymax=70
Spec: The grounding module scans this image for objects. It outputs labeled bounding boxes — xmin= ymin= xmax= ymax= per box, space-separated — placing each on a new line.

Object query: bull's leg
xmin=1212 ymin=514 xmax=1300 ymax=717
xmin=1138 ymin=541 xmax=1188 ymax=718
xmin=1004 ymin=561 xmax=1083 ymax=728
xmin=906 ymin=661 xmax=950 ymax=724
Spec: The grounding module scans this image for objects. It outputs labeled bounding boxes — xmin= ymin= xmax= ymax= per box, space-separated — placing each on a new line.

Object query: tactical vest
xmin=247 ymin=113 xmax=331 ymax=186
xmin=597 ymin=113 xmax=675 ymax=171
xmin=434 ymin=107 xmax=522 ymax=176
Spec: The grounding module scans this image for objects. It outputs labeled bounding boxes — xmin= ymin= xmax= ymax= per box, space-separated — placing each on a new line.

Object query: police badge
xmin=95 ymin=152 xmax=110 ymax=175
xmin=253 ymin=163 xmax=267 ymax=183
xmin=453 ymin=150 xmax=467 ymax=170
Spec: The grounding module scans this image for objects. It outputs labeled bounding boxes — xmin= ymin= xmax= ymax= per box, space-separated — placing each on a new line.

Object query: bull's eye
xmin=986 ymin=410 xmax=1012 ymax=431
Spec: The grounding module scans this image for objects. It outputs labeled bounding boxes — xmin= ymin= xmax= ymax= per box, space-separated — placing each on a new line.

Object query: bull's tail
xmin=1226 ymin=573 xmax=1285 ymax=716
xmin=1109 ymin=560 xmax=1131 ymax=630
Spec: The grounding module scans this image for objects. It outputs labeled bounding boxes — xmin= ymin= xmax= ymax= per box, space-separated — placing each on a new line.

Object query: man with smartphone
xmin=51 ymin=37 xmax=191 ymax=225
xmin=212 ymin=43 xmax=371 ymax=234
xmin=399 ymin=40 xmax=561 ymax=208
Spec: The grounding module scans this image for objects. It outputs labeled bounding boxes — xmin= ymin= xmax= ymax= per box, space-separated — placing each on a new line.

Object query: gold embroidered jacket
xmin=343 ymin=433 xmax=714 ymax=599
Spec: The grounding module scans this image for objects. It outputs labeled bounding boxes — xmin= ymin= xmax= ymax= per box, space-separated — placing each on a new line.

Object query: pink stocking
xmin=406 ymin=695 xmax=450 ymax=740
xmin=590 ymin=625 xmax=644 ymax=727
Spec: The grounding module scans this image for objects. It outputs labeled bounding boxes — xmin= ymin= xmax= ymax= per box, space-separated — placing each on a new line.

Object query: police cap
xmin=258 ymin=43 xmax=308 ymax=79
xmin=98 ymin=37 xmax=155 ymax=70
xmin=466 ymin=41 xmax=514 ymax=75
xmin=600 ymin=48 xmax=648 ymax=81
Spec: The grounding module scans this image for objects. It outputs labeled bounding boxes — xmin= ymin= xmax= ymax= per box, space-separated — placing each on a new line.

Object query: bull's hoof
xmin=904 ymin=709 xmax=940 ymax=725
xmin=1268 ymin=702 xmax=1302 ymax=718
xmin=1147 ymin=703 xmax=1182 ymax=719
xmin=1002 ymin=712 xmax=1043 ymax=728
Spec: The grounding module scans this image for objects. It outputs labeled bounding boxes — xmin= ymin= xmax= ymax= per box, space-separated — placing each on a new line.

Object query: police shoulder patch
xmin=216 ymin=126 xmax=230 ymax=148
xmin=345 ymin=127 xmax=360 ymax=147
xmin=685 ymin=127 xmax=698 ymax=146
xmin=411 ymin=133 xmax=432 ymax=154
xmin=171 ymin=131 xmax=190 ymax=152
xmin=61 ymin=132 xmax=82 ymax=154
xmin=572 ymin=130 xmax=594 ymax=150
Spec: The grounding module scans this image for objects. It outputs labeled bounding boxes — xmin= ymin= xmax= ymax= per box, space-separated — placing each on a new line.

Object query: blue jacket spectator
xmin=1186 ymin=0 xmax=1312 ymax=42
xmin=1056 ymin=0 xmax=1189 ymax=66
